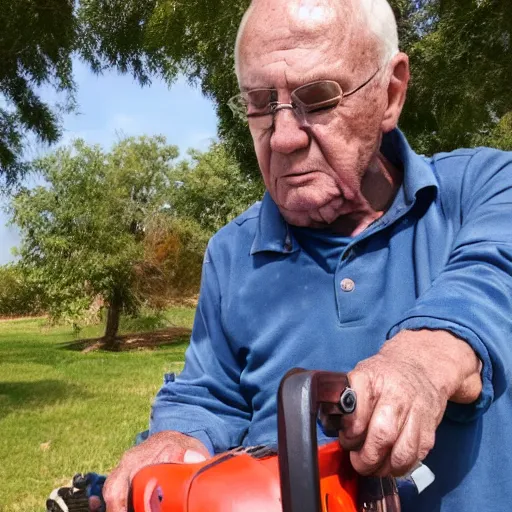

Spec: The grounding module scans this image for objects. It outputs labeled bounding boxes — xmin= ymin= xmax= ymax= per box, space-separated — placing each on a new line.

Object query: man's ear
xmin=381 ymin=52 xmax=410 ymax=133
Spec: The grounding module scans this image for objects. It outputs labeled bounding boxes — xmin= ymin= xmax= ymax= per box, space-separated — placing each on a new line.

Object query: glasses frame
xmin=228 ymin=67 xmax=381 ymax=125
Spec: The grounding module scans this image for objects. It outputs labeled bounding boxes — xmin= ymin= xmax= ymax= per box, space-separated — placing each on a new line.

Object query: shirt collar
xmin=381 ymin=128 xmax=438 ymax=206
xmin=251 ymin=128 xmax=439 ymax=255
xmin=251 ymin=192 xmax=300 ymax=255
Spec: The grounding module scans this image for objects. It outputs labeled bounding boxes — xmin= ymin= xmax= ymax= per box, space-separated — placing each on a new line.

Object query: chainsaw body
xmin=129 ymin=441 xmax=358 ymax=512
xmin=129 ymin=369 xmax=404 ymax=512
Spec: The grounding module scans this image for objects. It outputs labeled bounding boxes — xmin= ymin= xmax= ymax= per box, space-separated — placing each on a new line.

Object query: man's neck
xmin=361 ymin=152 xmax=403 ymax=212
xmin=329 ymin=153 xmax=403 ymax=237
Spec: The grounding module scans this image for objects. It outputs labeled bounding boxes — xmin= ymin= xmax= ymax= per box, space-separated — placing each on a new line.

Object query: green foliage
xmin=8 ymin=137 xmax=259 ymax=329
xmin=2 ymin=0 xmax=510 ymax=183
xmin=118 ymin=307 xmax=171 ymax=332
xmin=0 ymin=0 xmax=76 ymax=183
xmin=135 ymin=143 xmax=264 ymax=306
xmin=402 ymin=0 xmax=512 ymax=153
xmin=170 ymin=142 xmax=265 ymax=234
xmin=10 ymin=136 xmax=179 ymax=328
xmin=0 ymin=264 xmax=42 ymax=316
xmin=0 ymin=0 xmax=164 ymax=184
xmin=75 ymin=0 xmax=511 ymax=165
xmin=485 ymin=112 xmax=512 ymax=150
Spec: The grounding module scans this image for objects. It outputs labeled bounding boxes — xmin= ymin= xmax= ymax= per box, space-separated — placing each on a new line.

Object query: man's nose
xmin=270 ymin=109 xmax=310 ymax=155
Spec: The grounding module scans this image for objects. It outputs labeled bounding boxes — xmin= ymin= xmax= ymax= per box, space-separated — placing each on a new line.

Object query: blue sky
xmin=0 ymin=60 xmax=219 ymax=264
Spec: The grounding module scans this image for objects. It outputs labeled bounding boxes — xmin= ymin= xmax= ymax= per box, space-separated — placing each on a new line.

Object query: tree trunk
xmin=103 ymin=290 xmax=122 ymax=350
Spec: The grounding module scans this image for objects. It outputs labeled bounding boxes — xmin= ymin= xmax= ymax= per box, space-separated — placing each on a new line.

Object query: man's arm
xmin=103 ymin=242 xmax=251 ymax=511
xmin=149 ymin=241 xmax=251 ymax=452
xmin=340 ymin=148 xmax=512 ymax=476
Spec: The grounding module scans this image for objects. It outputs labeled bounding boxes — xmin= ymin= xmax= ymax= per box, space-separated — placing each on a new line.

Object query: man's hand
xmin=340 ymin=330 xmax=483 ymax=477
xmin=102 ymin=431 xmax=211 ymax=512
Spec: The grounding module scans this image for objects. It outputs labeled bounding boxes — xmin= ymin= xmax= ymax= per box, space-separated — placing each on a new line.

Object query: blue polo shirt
xmin=150 ymin=129 xmax=512 ymax=512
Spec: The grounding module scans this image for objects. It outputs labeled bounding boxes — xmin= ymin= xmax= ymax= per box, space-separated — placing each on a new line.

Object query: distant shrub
xmin=0 ymin=264 xmax=43 ymax=317
xmin=135 ymin=215 xmax=209 ymax=308
xmin=119 ymin=307 xmax=170 ymax=332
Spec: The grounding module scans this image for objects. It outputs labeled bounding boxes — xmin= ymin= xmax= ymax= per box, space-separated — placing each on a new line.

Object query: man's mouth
xmin=282 ymin=170 xmax=318 ymax=184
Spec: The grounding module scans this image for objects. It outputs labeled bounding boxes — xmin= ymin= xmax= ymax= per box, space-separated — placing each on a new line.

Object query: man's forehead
xmin=239 ymin=48 xmax=348 ymax=91
xmin=245 ymin=0 xmax=353 ymax=36
xmin=280 ymin=0 xmax=339 ymax=27
xmin=237 ymin=0 xmax=360 ymax=69
xmin=237 ymin=0 xmax=362 ymax=88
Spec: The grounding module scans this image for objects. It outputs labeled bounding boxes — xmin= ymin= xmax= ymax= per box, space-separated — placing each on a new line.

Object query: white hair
xmin=358 ymin=0 xmax=399 ymax=64
xmin=234 ymin=0 xmax=399 ymax=78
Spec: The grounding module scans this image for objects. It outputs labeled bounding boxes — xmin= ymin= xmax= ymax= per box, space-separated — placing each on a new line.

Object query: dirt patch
xmin=0 ymin=314 xmax=46 ymax=322
xmin=63 ymin=327 xmax=192 ymax=353
xmin=166 ymin=295 xmax=199 ymax=308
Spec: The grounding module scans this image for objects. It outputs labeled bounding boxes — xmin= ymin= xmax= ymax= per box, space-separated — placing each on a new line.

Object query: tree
xmin=483 ymin=112 xmax=512 ymax=150
xmin=73 ymin=0 xmax=512 ymax=170
xmin=9 ymin=137 xmax=262 ymax=346
xmin=0 ymin=0 xmax=75 ymax=184
xmin=0 ymin=0 xmax=161 ymax=185
xmin=10 ymin=136 xmax=179 ymax=348
xmin=137 ymin=215 xmax=210 ymax=307
xmin=169 ymin=143 xmax=265 ymax=235
xmin=3 ymin=1 xmax=510 ymax=184
xmin=401 ymin=0 xmax=512 ymax=153
xmin=135 ymin=142 xmax=264 ymax=306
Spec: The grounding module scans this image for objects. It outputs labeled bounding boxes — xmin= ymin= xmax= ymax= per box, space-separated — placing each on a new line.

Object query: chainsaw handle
xmin=277 ymin=368 xmax=354 ymax=512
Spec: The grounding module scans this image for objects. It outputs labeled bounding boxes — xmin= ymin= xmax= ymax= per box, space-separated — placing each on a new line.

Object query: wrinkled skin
xmin=102 ymin=431 xmax=209 ymax=512
xmin=343 ymin=330 xmax=482 ymax=476
xmin=237 ymin=0 xmax=408 ymax=235
xmin=102 ymin=2 xmax=483 ymax=509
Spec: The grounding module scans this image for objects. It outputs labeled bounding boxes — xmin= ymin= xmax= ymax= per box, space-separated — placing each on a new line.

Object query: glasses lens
xmin=228 ymin=89 xmax=278 ymax=121
xmin=245 ymin=89 xmax=277 ymax=117
xmin=292 ymin=81 xmax=341 ymax=113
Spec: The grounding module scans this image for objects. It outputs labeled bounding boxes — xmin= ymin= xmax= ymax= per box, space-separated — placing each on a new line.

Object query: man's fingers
xmin=88 ymin=495 xmax=103 ymax=512
xmin=104 ymin=443 xmax=179 ymax=511
xmin=127 ymin=443 xmax=182 ymax=481
xmin=372 ymin=412 xmax=435 ymax=477
xmin=350 ymin=400 xmax=406 ymax=475
xmin=339 ymin=371 xmax=375 ymax=451
xmin=103 ymin=466 xmax=129 ymax=512
xmin=103 ymin=432 xmax=212 ymax=512
xmin=183 ymin=449 xmax=208 ymax=463
xmin=388 ymin=410 xmax=421 ymax=476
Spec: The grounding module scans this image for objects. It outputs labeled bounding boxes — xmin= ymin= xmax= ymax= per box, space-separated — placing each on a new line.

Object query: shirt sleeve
xmin=149 ymin=243 xmax=251 ymax=453
xmin=388 ymin=149 xmax=512 ymax=422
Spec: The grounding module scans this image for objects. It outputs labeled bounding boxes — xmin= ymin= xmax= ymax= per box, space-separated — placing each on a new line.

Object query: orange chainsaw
xmin=128 ymin=368 xmax=433 ymax=512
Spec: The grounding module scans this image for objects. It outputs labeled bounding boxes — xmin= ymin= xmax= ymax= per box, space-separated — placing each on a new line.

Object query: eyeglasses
xmin=228 ymin=68 xmax=381 ymax=129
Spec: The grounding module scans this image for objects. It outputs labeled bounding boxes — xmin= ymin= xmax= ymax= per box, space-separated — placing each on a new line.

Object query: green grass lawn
xmin=0 ymin=308 xmax=195 ymax=512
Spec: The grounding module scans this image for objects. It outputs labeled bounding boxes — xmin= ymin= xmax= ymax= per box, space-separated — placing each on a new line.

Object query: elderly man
xmin=102 ymin=1 xmax=512 ymax=511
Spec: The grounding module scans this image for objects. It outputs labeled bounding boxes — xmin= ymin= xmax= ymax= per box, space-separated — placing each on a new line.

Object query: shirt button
xmin=340 ymin=278 xmax=355 ymax=292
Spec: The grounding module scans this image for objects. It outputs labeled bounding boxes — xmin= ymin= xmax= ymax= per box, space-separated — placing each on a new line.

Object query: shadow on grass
xmin=0 ymin=380 xmax=90 ymax=419
xmin=60 ymin=327 xmax=192 ymax=353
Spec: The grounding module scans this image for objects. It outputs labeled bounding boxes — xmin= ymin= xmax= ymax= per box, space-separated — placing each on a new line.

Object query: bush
xmin=134 ymin=214 xmax=210 ymax=308
xmin=0 ymin=264 xmax=42 ymax=317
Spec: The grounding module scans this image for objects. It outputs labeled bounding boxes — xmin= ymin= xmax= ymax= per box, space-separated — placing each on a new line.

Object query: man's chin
xmin=279 ymin=210 xmax=318 ymax=228
xmin=275 ymin=189 xmax=336 ymax=213
xmin=277 ymin=201 xmax=341 ymax=228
